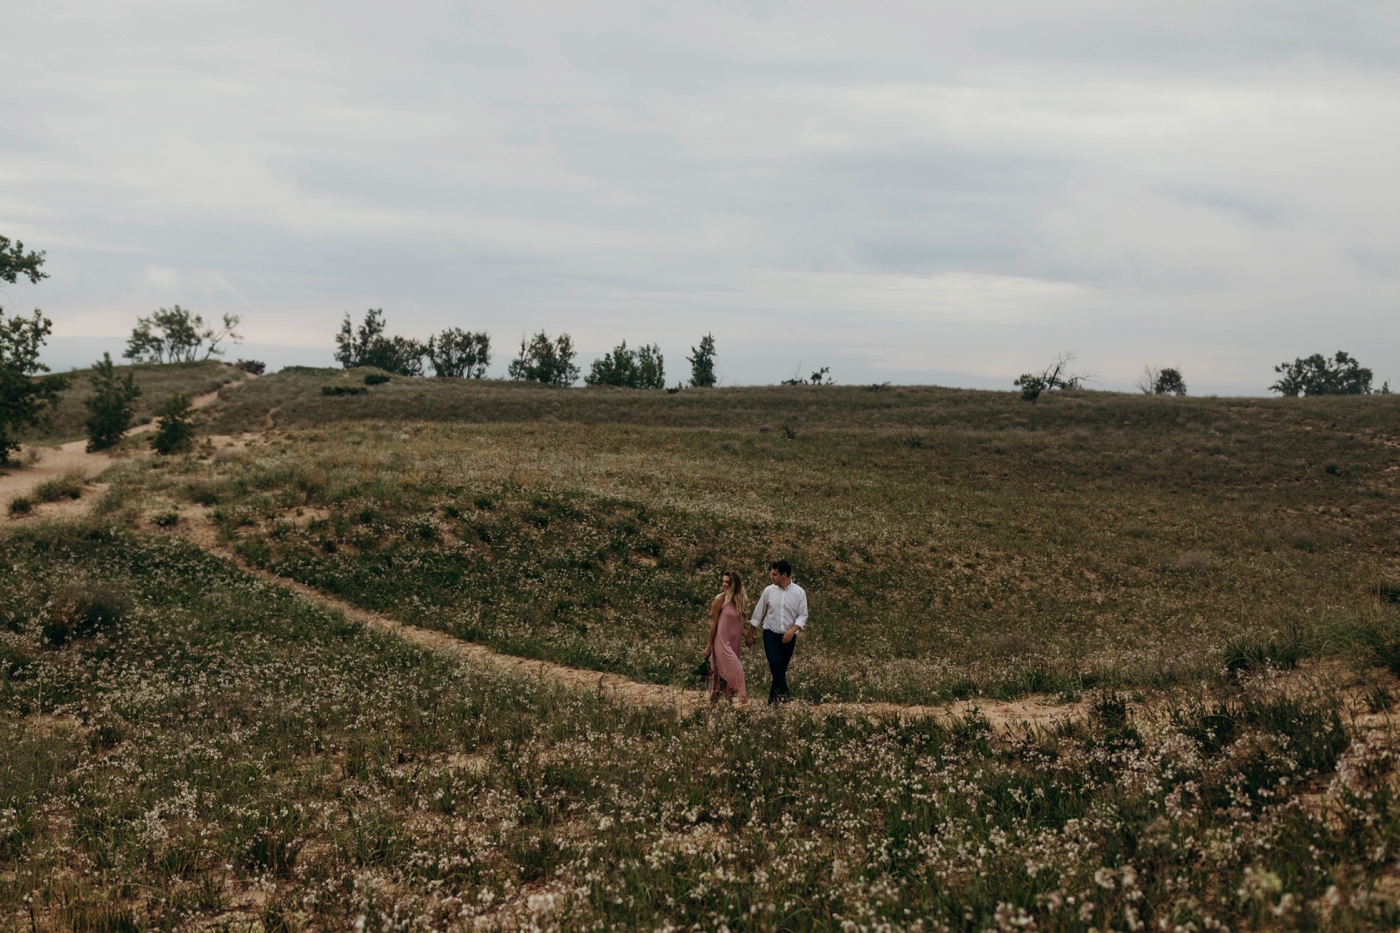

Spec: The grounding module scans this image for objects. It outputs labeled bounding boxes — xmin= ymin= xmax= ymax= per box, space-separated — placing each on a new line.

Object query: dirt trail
xmin=0 ymin=383 xmax=234 ymax=525
xmin=0 ymin=384 xmax=1088 ymax=727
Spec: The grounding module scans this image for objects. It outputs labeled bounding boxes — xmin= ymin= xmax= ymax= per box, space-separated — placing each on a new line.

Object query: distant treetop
xmin=0 ymin=235 xmax=46 ymax=286
xmin=1270 ymin=351 xmax=1379 ymax=396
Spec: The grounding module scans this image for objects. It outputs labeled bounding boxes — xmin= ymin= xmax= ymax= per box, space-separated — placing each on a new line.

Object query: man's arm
xmin=749 ymin=587 xmax=767 ymax=629
xmin=781 ymin=587 xmax=808 ymax=644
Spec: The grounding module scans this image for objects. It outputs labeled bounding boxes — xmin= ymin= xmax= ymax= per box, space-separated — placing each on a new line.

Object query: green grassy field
xmin=20 ymin=360 xmax=245 ymax=444
xmin=4 ymin=521 xmax=1398 ymax=930
xmin=94 ymin=368 xmax=1400 ymax=703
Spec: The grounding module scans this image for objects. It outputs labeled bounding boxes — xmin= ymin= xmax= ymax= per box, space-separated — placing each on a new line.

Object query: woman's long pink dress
xmin=711 ymin=600 xmax=747 ymax=702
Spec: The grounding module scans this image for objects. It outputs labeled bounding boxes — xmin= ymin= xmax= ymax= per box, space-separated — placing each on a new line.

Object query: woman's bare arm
xmin=704 ymin=595 xmax=723 ymax=657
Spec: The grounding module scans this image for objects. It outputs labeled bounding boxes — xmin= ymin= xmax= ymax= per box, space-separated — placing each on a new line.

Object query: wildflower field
xmin=5 ymin=521 xmax=1400 ymax=930
xmin=97 ymin=370 xmax=1400 ymax=702
xmin=7 ymin=372 xmax=1400 ymax=929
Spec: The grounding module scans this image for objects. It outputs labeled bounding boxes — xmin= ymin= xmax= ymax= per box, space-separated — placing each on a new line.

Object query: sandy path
xmin=0 ymin=382 xmax=1090 ymax=727
xmin=0 ymin=382 xmax=235 ymax=525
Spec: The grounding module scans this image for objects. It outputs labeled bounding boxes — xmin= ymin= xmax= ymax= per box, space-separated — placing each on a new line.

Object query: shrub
xmin=1014 ymin=352 xmax=1089 ymax=402
xmin=1271 ymin=351 xmax=1374 ymax=396
xmin=151 ymin=509 xmax=180 ymax=527
xmin=1137 ymin=365 xmax=1187 ymax=396
xmin=0 ymin=307 xmax=69 ymax=465
xmin=235 ymin=359 xmax=266 ymax=375
xmin=42 ymin=581 xmax=129 ymax=646
xmin=125 ymin=305 xmax=241 ymax=363
xmin=363 ymin=372 xmax=391 ymax=386
xmin=33 ymin=472 xmax=84 ymax=502
xmin=585 ymin=341 xmax=665 ymax=389
xmin=151 ymin=393 xmax=195 ymax=455
xmin=426 ymin=328 xmax=491 ymax=379
xmin=8 ymin=496 xmax=31 ymax=515
xmin=84 ymin=352 xmax=141 ymax=451
xmin=334 ymin=309 xmax=425 ymax=376
xmin=686 ymin=333 xmax=717 ymax=388
xmin=508 ymin=331 xmax=579 ymax=387
xmin=1322 ymin=459 xmax=1341 ymax=475
xmin=321 ymin=385 xmax=368 ymax=396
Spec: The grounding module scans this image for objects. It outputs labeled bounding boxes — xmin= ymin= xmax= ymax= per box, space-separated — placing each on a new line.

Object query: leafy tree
xmin=1014 ymin=352 xmax=1090 ymax=402
xmin=687 ymin=334 xmax=717 ymax=388
xmin=333 ymin=309 xmax=426 ymax=376
xmin=0 ymin=308 xmax=69 ymax=464
xmin=84 ymin=353 xmax=142 ymax=452
xmin=125 ymin=306 xmax=242 ymax=363
xmin=0 ymin=236 xmax=47 ymax=285
xmin=585 ymin=341 xmax=665 ymax=389
xmin=151 ymin=393 xmax=195 ymax=455
xmin=1270 ymin=351 xmax=1374 ymax=396
xmin=1136 ymin=365 xmax=1187 ymax=396
xmin=508 ymin=331 xmax=579 ymax=387
xmin=426 ymin=328 xmax=492 ymax=379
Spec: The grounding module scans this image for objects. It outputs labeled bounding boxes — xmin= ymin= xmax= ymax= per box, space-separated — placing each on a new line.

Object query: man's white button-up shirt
xmin=750 ymin=581 xmax=809 ymax=634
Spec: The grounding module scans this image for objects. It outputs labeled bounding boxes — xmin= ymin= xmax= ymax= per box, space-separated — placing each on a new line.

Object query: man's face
xmin=771 ymin=568 xmax=788 ymax=586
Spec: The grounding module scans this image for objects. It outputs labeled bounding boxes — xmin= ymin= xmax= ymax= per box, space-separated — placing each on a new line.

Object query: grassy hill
xmin=22 ymin=359 xmax=245 ymax=444
xmin=95 ymin=368 xmax=1400 ymax=702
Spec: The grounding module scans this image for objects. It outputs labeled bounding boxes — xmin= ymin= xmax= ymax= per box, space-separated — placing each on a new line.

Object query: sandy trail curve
xmin=0 ymin=382 xmax=234 ymax=525
xmin=1 ymin=383 xmax=1090 ymax=727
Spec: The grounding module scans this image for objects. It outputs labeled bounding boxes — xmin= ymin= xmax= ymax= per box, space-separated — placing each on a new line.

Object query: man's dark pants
xmin=762 ymin=628 xmax=796 ymax=704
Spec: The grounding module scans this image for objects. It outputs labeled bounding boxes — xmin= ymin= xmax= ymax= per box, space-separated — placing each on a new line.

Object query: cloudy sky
xmin=2 ymin=1 xmax=1398 ymax=393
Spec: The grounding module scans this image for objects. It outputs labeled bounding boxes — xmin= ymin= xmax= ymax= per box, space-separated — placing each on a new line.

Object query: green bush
xmin=7 ymin=496 xmax=31 ymax=515
xmin=42 ymin=581 xmax=129 ymax=647
xmin=151 ymin=393 xmax=195 ymax=455
xmin=84 ymin=352 xmax=141 ymax=451
xmin=32 ymin=471 xmax=84 ymax=502
xmin=321 ymin=385 xmax=367 ymax=397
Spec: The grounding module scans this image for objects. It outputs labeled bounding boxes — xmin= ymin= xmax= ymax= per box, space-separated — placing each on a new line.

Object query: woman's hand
xmin=702 ymin=645 xmax=712 ymax=659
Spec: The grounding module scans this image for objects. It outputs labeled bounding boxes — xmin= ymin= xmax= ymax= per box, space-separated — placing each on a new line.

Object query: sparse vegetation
xmin=584 ymin=340 xmax=665 ymax=389
xmin=82 ymin=352 xmax=141 ymax=452
xmin=1272 ymin=350 xmax=1377 ymax=396
xmin=334 ymin=309 xmax=426 ymax=376
xmin=85 ymin=371 xmax=1400 ymax=706
xmin=426 ymin=327 xmax=491 ymax=379
xmin=508 ymin=331 xmax=579 ymax=387
xmin=1015 ymin=351 xmax=1091 ymax=402
xmin=150 ymin=392 xmax=195 ymax=455
xmin=2 ymin=524 xmax=1399 ymax=929
xmin=686 ymin=332 xmax=717 ymax=387
xmin=32 ymin=471 xmax=84 ymax=503
xmin=124 ymin=305 xmax=242 ymax=363
xmin=1136 ymin=364 xmax=1187 ymax=396
xmin=234 ymin=358 xmax=266 ymax=375
xmin=0 ymin=307 xmax=68 ymax=464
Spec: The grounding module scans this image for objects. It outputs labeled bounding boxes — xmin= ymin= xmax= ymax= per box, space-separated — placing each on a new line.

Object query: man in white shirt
xmin=749 ymin=559 xmax=808 ymax=704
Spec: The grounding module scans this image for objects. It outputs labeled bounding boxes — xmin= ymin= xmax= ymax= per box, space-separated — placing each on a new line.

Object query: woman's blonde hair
xmin=721 ymin=569 xmax=750 ymax=618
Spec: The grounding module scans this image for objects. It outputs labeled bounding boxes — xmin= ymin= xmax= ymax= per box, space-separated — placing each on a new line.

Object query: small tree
xmin=0 ymin=236 xmax=47 ymax=285
xmin=333 ymin=309 xmax=425 ymax=376
xmin=783 ymin=366 xmax=832 ymax=386
xmin=0 ymin=308 xmax=69 ymax=464
xmin=508 ymin=331 xmax=579 ymax=387
xmin=1136 ymin=365 xmax=1187 ymax=396
xmin=1014 ymin=352 xmax=1090 ymax=402
xmin=687 ymin=334 xmax=717 ymax=388
xmin=585 ymin=341 xmax=666 ymax=389
xmin=151 ymin=393 xmax=195 ymax=455
xmin=426 ymin=328 xmax=491 ymax=378
xmin=84 ymin=353 xmax=142 ymax=452
xmin=125 ymin=306 xmax=242 ymax=363
xmin=1271 ymin=351 xmax=1374 ymax=396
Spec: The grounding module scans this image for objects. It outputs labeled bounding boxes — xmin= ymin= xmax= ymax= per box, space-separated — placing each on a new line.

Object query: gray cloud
xmin=3 ymin=1 xmax=1398 ymax=393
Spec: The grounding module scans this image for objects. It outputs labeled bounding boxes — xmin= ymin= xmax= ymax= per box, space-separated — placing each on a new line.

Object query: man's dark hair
xmin=770 ymin=560 xmax=792 ymax=577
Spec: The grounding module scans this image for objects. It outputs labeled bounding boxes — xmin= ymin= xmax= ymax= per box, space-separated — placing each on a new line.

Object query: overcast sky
xmin=3 ymin=1 xmax=1398 ymax=393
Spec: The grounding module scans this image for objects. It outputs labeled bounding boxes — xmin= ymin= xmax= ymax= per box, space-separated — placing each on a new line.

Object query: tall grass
xmin=2 ymin=524 xmax=1399 ymax=929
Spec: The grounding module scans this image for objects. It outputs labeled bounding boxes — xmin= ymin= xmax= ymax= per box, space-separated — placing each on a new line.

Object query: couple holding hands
xmin=702 ymin=560 xmax=808 ymax=706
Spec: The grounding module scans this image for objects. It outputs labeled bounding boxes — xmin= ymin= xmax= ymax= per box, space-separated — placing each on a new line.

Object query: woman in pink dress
xmin=703 ymin=570 xmax=753 ymax=705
